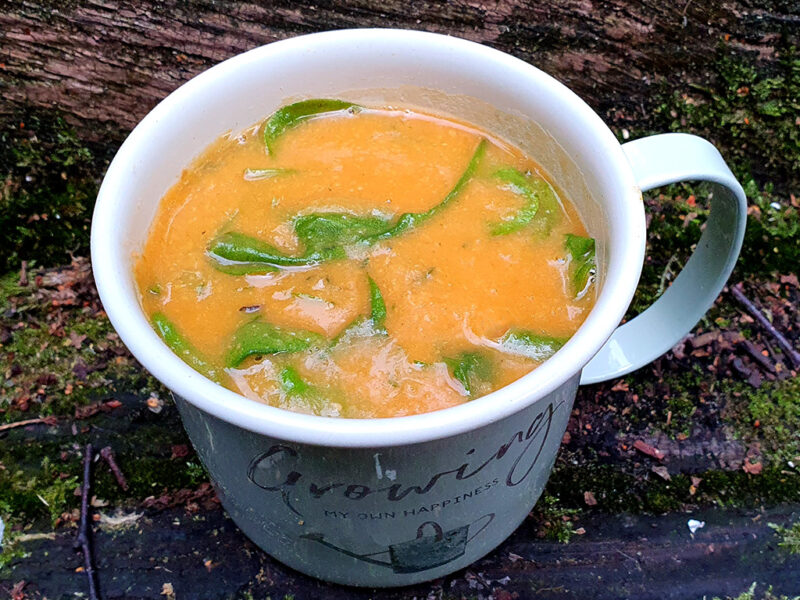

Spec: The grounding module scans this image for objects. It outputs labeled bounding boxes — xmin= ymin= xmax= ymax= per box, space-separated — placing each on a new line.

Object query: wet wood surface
xmin=1 ymin=1 xmax=794 ymax=147
xmin=3 ymin=504 xmax=799 ymax=600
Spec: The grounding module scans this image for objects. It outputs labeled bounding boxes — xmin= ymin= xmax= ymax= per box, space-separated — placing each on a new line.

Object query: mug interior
xmin=91 ymin=29 xmax=645 ymax=447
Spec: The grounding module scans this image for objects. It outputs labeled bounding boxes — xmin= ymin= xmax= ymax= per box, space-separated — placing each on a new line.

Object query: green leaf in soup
xmin=207 ymin=231 xmax=338 ymax=274
xmin=278 ymin=366 xmax=328 ymax=413
xmin=444 ymin=351 xmax=493 ymax=397
xmin=263 ymin=99 xmax=362 ymax=154
xmin=368 ymin=276 xmax=387 ymax=332
xmin=490 ymin=168 xmax=539 ymax=235
xmin=152 ymin=312 xmax=224 ymax=383
xmin=498 ymin=329 xmax=568 ymax=361
xmin=564 ymin=233 xmax=596 ymax=296
xmin=279 ymin=366 xmax=311 ymax=395
xmin=293 ymin=213 xmax=393 ymax=254
xmin=565 ymin=233 xmax=594 ymax=257
xmin=490 ymin=167 xmax=562 ymax=236
xmin=210 ymin=138 xmax=487 ymax=275
xmin=365 ymin=138 xmax=489 ymax=242
xmin=529 ymin=179 xmax=561 ymax=236
xmin=243 ymin=168 xmax=297 ymax=181
xmin=226 ymin=320 xmax=324 ymax=368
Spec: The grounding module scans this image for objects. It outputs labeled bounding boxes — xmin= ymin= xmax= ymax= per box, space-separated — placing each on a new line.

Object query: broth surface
xmin=135 ymin=103 xmax=596 ymax=418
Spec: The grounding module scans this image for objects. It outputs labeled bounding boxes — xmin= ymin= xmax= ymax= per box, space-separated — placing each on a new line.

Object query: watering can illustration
xmin=301 ymin=513 xmax=494 ymax=574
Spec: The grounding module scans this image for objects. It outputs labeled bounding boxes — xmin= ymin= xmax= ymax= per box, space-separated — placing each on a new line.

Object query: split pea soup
xmin=135 ymin=99 xmax=597 ymax=418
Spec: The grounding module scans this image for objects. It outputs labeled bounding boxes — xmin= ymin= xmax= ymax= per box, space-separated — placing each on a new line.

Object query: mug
xmin=90 ymin=29 xmax=746 ymax=587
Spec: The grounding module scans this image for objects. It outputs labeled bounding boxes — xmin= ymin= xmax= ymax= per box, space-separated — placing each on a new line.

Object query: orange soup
xmin=134 ymin=100 xmax=597 ymax=418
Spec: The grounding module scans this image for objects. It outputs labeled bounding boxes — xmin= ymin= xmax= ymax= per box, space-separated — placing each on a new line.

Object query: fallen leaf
xmin=171 ymin=444 xmax=190 ymax=460
xmin=11 ymin=580 xmax=27 ymax=600
xmin=75 ymin=403 xmax=101 ymax=420
xmin=743 ymin=460 xmax=763 ymax=475
xmin=610 ymin=381 xmax=629 ymax=392
xmin=574 ymin=527 xmax=586 ymax=535
xmin=203 ymin=558 xmax=218 ymax=572
xmin=780 ymin=274 xmax=799 ymax=287
xmin=651 ymin=465 xmax=671 ymax=481
xmin=584 ymin=491 xmax=598 ymax=506
xmin=68 ymin=331 xmax=87 ymax=349
xmin=690 ymin=332 xmax=718 ymax=348
xmin=633 ymin=440 xmax=665 ymax=461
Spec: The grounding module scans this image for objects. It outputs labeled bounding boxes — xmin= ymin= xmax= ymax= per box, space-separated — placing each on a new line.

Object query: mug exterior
xmin=91 ymin=29 xmax=646 ymax=586
xmin=175 ymin=376 xmax=577 ymax=586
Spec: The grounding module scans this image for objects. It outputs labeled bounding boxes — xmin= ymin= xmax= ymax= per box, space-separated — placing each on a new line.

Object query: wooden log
xmin=2 ymin=505 xmax=799 ymax=599
xmin=1 ymin=1 xmax=795 ymax=148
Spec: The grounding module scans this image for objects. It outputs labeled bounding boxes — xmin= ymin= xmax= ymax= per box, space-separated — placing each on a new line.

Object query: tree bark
xmin=1 ymin=1 xmax=797 ymax=147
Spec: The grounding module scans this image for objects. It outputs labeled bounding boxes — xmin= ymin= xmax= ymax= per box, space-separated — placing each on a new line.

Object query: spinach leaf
xmin=279 ymin=366 xmax=328 ymax=413
xmin=490 ymin=167 xmax=561 ymax=236
xmin=208 ymin=138 xmax=488 ymax=274
xmin=368 ymin=276 xmax=387 ymax=332
xmin=499 ymin=329 xmax=567 ymax=361
xmin=366 ymin=138 xmax=488 ymax=242
xmin=490 ymin=168 xmax=539 ymax=235
xmin=207 ymin=231 xmax=337 ymax=273
xmin=152 ymin=312 xmax=223 ymax=383
xmin=263 ymin=99 xmax=361 ymax=154
xmin=444 ymin=351 xmax=493 ymax=397
xmin=226 ymin=320 xmax=323 ymax=368
xmin=564 ymin=233 xmax=596 ymax=296
xmin=294 ymin=213 xmax=393 ymax=254
xmin=279 ymin=366 xmax=311 ymax=395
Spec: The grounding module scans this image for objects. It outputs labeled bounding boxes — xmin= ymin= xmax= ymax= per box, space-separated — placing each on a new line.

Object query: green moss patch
xmin=736 ymin=377 xmax=800 ymax=465
xmin=0 ymin=112 xmax=106 ymax=272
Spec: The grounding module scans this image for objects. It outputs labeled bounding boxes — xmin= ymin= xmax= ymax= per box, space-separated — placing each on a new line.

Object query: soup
xmin=134 ymin=100 xmax=597 ymax=418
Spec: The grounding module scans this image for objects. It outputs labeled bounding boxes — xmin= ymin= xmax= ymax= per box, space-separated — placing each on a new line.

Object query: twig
xmin=99 ymin=446 xmax=129 ymax=491
xmin=731 ymin=283 xmax=800 ymax=369
xmin=0 ymin=416 xmax=58 ymax=432
xmin=741 ymin=340 xmax=776 ymax=373
xmin=19 ymin=260 xmax=28 ymax=287
xmin=74 ymin=443 xmax=100 ymax=600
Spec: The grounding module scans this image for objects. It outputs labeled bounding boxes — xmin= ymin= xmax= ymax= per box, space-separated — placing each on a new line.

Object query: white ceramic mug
xmin=91 ymin=29 xmax=746 ymax=587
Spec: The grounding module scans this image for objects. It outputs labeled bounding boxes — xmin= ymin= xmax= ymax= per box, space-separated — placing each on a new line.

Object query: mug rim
xmin=91 ymin=28 xmax=645 ymax=448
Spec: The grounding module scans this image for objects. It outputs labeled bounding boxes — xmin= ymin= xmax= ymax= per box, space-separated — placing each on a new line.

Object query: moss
xmin=545 ymin=462 xmax=800 ymax=514
xmin=712 ymin=582 xmax=800 ymax=600
xmin=614 ymin=364 xmax=712 ymax=437
xmin=620 ymin=44 xmax=800 ymax=301
xmin=0 ymin=452 xmax=81 ymax=528
xmin=0 ymin=112 xmax=105 ymax=272
xmin=768 ymin=521 xmax=800 ymax=554
xmin=734 ymin=377 xmax=800 ymax=465
xmin=653 ymin=46 xmax=800 ymax=190
xmin=0 ymin=529 xmax=31 ymax=573
xmin=0 ymin=267 xmax=166 ymax=423
xmin=0 ymin=400 xmax=204 ymax=528
xmin=530 ymin=494 xmax=580 ymax=543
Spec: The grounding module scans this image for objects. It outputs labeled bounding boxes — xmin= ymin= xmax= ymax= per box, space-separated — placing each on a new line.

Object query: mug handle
xmin=580 ymin=133 xmax=748 ymax=384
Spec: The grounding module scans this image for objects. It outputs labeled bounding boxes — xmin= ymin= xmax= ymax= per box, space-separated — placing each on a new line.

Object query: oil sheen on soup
xmin=135 ymin=99 xmax=597 ymax=418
